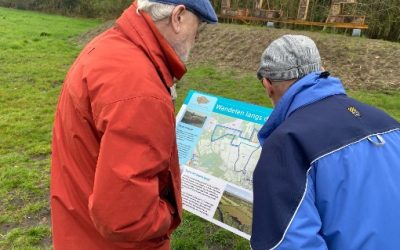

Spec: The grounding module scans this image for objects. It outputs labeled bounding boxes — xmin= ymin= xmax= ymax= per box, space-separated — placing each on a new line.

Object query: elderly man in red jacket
xmin=50 ymin=0 xmax=217 ymax=249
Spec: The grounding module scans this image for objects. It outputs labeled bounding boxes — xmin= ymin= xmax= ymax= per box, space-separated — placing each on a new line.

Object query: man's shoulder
xmin=65 ymin=27 xmax=171 ymax=121
xmin=82 ymin=27 xmax=152 ymax=70
xmin=268 ymin=94 xmax=399 ymax=162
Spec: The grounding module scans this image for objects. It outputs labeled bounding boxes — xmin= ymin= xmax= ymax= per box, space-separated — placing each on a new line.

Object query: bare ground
xmin=78 ymin=22 xmax=400 ymax=91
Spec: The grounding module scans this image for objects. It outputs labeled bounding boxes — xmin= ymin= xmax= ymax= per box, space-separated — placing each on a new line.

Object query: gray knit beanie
xmin=257 ymin=35 xmax=322 ymax=81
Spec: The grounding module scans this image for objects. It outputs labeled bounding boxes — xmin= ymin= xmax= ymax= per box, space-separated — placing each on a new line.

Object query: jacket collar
xmin=258 ymin=72 xmax=347 ymax=145
xmin=115 ymin=2 xmax=187 ymax=87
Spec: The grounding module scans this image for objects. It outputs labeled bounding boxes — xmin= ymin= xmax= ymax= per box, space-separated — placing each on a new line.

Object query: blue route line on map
xmin=210 ymin=124 xmax=260 ymax=175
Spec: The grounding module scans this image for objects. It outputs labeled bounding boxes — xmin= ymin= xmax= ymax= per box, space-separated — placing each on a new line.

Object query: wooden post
xmin=258 ymin=0 xmax=264 ymax=9
xmin=324 ymin=0 xmax=361 ymax=30
xmin=222 ymin=0 xmax=231 ymax=9
xmin=297 ymin=0 xmax=310 ymax=20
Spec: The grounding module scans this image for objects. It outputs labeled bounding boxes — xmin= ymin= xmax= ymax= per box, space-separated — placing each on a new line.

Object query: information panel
xmin=176 ymin=90 xmax=273 ymax=239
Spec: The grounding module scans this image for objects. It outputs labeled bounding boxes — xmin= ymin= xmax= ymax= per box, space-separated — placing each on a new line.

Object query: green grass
xmin=1 ymin=6 xmax=400 ymax=250
xmin=0 ymin=7 xmax=100 ymax=249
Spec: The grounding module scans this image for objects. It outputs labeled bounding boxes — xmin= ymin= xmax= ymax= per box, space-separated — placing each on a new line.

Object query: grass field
xmin=0 ymin=6 xmax=399 ymax=250
xmin=0 ymin=7 xmax=100 ymax=249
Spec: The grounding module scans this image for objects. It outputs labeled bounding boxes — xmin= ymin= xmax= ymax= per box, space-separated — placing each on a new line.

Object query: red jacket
xmin=51 ymin=3 xmax=185 ymax=249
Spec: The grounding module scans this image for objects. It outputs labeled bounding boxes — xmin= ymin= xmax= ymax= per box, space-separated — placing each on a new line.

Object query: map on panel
xmin=187 ymin=113 xmax=262 ymax=190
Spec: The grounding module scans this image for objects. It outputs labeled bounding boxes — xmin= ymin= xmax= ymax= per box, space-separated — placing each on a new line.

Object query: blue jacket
xmin=251 ymin=72 xmax=400 ymax=250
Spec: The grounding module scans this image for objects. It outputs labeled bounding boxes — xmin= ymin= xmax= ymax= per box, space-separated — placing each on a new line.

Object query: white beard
xmin=171 ymin=42 xmax=191 ymax=62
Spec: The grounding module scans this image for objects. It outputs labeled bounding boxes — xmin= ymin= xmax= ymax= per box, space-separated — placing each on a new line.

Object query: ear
xmin=262 ymin=78 xmax=274 ymax=98
xmin=170 ymin=5 xmax=186 ymax=33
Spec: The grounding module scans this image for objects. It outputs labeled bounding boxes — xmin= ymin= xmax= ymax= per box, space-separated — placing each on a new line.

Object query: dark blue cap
xmin=149 ymin=0 xmax=218 ymax=24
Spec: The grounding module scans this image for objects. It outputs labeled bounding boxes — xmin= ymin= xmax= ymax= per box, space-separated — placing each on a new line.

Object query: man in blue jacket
xmin=251 ymin=35 xmax=400 ymax=250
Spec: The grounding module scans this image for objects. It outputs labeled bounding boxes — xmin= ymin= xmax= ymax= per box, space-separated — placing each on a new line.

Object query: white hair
xmin=137 ymin=0 xmax=175 ymax=22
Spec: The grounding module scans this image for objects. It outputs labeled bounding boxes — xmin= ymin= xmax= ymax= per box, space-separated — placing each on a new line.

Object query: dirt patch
xmin=75 ymin=20 xmax=115 ymax=46
xmin=190 ymin=24 xmax=400 ymax=91
xmin=0 ymin=193 xmax=52 ymax=248
xmin=77 ymin=22 xmax=400 ymax=91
